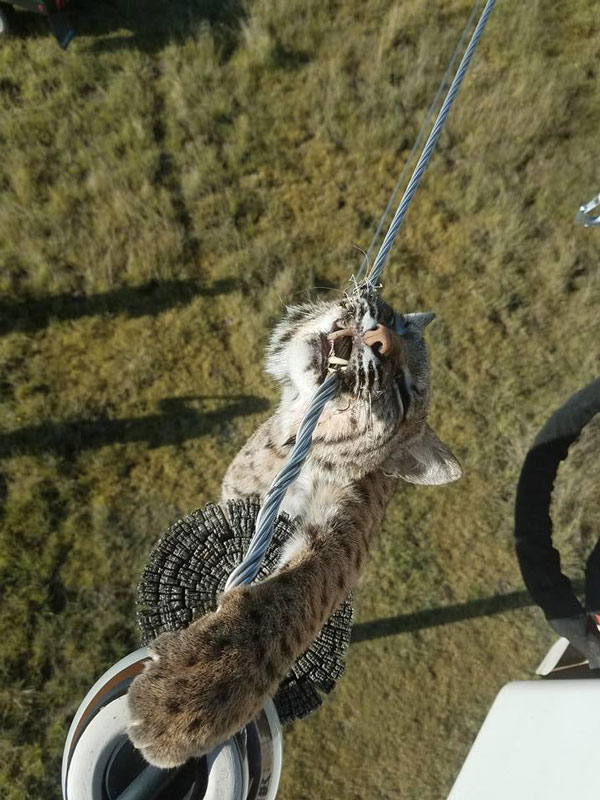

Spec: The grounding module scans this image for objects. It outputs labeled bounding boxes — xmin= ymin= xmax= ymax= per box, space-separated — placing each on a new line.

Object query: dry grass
xmin=1 ymin=0 xmax=599 ymax=797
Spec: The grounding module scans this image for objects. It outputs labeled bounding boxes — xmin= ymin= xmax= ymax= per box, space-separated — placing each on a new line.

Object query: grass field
xmin=1 ymin=0 xmax=599 ymax=797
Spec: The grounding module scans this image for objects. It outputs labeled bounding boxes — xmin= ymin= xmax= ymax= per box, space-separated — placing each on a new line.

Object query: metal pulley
xmin=62 ymin=648 xmax=283 ymax=800
xmin=62 ymin=499 xmax=353 ymax=800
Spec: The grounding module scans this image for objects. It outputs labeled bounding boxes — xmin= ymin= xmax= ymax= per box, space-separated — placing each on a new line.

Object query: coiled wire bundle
xmin=136 ymin=497 xmax=353 ymax=724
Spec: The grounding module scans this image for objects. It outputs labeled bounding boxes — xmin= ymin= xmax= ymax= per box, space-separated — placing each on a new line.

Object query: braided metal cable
xmin=366 ymin=0 xmax=496 ymax=288
xmin=224 ymin=0 xmax=496 ymax=591
xmin=224 ymin=372 xmax=339 ymax=590
xmin=355 ymin=0 xmax=484 ymax=283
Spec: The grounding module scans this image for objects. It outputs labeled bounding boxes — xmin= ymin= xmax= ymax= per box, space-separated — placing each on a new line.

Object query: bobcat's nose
xmin=363 ymin=324 xmax=393 ymax=356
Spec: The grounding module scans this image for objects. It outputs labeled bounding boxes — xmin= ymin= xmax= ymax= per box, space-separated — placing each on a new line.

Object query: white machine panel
xmin=448 ymin=680 xmax=600 ymax=799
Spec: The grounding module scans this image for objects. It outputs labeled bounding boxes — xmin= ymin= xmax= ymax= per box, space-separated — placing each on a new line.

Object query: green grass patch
xmin=1 ymin=0 xmax=599 ymax=797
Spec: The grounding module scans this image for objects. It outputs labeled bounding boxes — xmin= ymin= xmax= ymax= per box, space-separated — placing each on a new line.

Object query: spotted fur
xmin=127 ymin=290 xmax=461 ymax=767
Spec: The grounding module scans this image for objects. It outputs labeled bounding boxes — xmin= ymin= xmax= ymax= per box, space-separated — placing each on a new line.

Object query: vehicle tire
xmin=0 ymin=4 xmax=16 ymax=37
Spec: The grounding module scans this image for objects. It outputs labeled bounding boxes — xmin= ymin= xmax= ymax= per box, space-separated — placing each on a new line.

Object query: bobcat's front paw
xmin=127 ymin=627 xmax=220 ymax=767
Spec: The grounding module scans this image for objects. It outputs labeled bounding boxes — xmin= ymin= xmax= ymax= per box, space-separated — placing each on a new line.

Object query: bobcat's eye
xmin=379 ymin=305 xmax=395 ymax=328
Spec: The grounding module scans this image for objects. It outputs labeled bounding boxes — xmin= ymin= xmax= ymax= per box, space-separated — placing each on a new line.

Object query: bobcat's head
xmin=266 ymin=290 xmax=461 ymax=485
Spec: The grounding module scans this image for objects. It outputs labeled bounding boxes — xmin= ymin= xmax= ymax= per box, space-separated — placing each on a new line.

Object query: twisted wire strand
xmin=225 ymin=0 xmax=496 ymax=590
xmin=366 ymin=0 xmax=496 ymax=288
xmin=225 ymin=372 xmax=339 ymax=590
xmin=355 ymin=0 xmax=484 ymax=284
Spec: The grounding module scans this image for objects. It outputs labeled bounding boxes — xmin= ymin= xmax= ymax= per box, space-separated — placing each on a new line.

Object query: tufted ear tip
xmin=405 ymin=312 xmax=436 ymax=331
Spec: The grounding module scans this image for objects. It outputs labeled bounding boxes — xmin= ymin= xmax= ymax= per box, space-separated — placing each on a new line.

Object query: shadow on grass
xmin=15 ymin=0 xmax=248 ymax=56
xmin=0 ymin=395 xmax=269 ymax=460
xmin=0 ymin=278 xmax=235 ymax=336
xmin=351 ymin=580 xmax=586 ymax=643
xmin=76 ymin=0 xmax=248 ymax=56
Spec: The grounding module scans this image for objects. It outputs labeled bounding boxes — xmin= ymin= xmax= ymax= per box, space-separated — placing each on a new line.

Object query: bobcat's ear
xmin=404 ymin=311 xmax=436 ymax=331
xmin=384 ymin=425 xmax=462 ymax=485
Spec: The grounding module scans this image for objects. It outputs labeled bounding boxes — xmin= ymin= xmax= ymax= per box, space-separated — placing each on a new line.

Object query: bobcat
xmin=127 ymin=287 xmax=461 ymax=767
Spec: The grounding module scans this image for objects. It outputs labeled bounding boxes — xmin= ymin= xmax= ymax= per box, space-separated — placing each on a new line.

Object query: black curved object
xmin=1 ymin=1 xmax=75 ymax=48
xmin=514 ymin=378 xmax=600 ymax=619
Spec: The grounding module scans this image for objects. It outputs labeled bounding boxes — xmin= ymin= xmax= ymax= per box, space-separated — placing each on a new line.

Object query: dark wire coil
xmin=136 ymin=497 xmax=354 ymax=724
